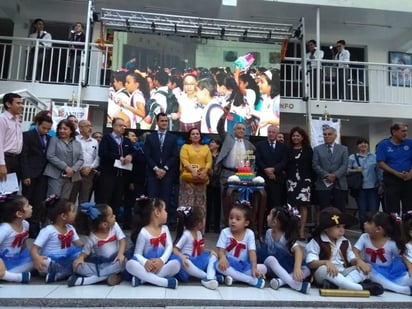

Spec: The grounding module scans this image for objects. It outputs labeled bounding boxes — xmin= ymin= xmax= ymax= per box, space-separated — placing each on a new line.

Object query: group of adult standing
xmin=2 ymin=87 xmax=412 ymax=240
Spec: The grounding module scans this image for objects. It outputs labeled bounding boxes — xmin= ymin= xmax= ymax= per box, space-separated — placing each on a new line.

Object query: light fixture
xmin=174 ymin=23 xmax=177 ymax=33
xmin=267 ymin=30 xmax=272 ymax=40
xmin=343 ymin=21 xmax=392 ymax=29
xmin=151 ymin=21 xmax=156 ymax=32
xmin=125 ymin=18 xmax=130 ymax=31
xmin=197 ymin=25 xmax=202 ymax=36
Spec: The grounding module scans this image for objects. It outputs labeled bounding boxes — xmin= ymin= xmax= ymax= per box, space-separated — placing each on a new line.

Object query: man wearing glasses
xmin=312 ymin=127 xmax=348 ymax=211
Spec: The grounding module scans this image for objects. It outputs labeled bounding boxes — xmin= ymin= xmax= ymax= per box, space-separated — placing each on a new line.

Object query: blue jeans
xmin=356 ymin=187 xmax=379 ymax=227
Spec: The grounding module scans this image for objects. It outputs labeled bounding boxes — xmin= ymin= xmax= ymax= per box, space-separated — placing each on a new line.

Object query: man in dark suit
xmin=95 ymin=117 xmax=136 ymax=218
xmin=312 ymin=126 xmax=348 ymax=211
xmin=21 ymin=114 xmax=52 ymax=237
xmin=255 ymin=125 xmax=288 ymax=210
xmin=144 ymin=113 xmax=179 ymax=224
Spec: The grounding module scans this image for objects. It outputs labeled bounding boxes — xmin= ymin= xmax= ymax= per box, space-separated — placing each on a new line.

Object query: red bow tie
xmin=97 ymin=234 xmax=117 ymax=247
xmin=12 ymin=231 xmax=29 ymax=248
xmin=192 ymin=238 xmax=205 ymax=257
xmin=365 ymin=247 xmax=387 ymax=263
xmin=226 ymin=237 xmax=246 ymax=258
xmin=58 ymin=230 xmax=74 ymax=249
xmin=150 ymin=232 xmax=166 ymax=248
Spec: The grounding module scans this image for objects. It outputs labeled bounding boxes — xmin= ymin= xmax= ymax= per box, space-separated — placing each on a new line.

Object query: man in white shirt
xmin=334 ymin=40 xmax=351 ymax=100
xmin=306 ymin=40 xmax=324 ymax=98
xmin=69 ymin=120 xmax=99 ymax=204
xmin=26 ymin=18 xmax=52 ymax=81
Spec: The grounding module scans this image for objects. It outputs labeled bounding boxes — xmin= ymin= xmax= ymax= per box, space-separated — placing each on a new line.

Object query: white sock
xmin=157 ymin=260 xmax=180 ymax=278
xmin=265 ymin=256 xmax=301 ymax=289
xmin=126 ymin=259 xmax=168 ymax=287
xmin=81 ymin=275 xmax=108 ymax=285
xmin=1 ymin=271 xmax=23 ymax=282
xmin=371 ymin=273 xmax=411 ymax=295
xmin=185 ymin=260 xmax=207 ymax=279
xmin=327 ymin=273 xmax=363 ymax=290
xmin=206 ymin=255 xmax=218 ymax=280
xmin=217 ymin=265 xmax=257 ymax=285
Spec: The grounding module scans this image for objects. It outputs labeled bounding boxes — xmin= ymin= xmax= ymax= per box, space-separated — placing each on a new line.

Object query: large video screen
xmin=106 ymin=32 xmax=281 ymax=136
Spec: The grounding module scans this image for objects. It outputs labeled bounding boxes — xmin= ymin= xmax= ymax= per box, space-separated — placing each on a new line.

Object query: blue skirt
xmin=172 ymin=251 xmax=209 ymax=282
xmin=48 ymin=246 xmax=82 ymax=273
xmin=216 ymin=255 xmax=251 ymax=273
xmin=371 ymin=256 xmax=407 ymax=281
xmin=0 ymin=248 xmax=32 ymax=270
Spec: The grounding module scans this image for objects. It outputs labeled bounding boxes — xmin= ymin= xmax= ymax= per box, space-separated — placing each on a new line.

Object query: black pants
xmin=206 ymin=184 xmax=221 ymax=233
xmin=383 ymin=172 xmax=412 ymax=214
xmin=316 ymin=188 xmax=348 ymax=212
xmin=27 ymin=47 xmax=50 ymax=81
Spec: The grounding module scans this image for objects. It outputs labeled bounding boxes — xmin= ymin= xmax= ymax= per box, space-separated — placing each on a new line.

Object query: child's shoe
xmin=322 ymin=279 xmax=338 ymax=289
xmin=254 ymin=277 xmax=265 ymax=289
xmin=360 ymin=280 xmax=384 ymax=296
xmin=45 ymin=272 xmax=56 ymax=283
xmin=269 ymin=278 xmax=280 ymax=290
xmin=131 ymin=276 xmax=141 ymax=287
xmin=67 ymin=274 xmax=84 ymax=287
xmin=167 ymin=277 xmax=178 ymax=289
xmin=299 ymin=281 xmax=310 ymax=294
xmin=216 ymin=274 xmax=224 ymax=284
xmin=21 ymin=271 xmax=31 ymax=284
xmin=224 ymin=275 xmax=233 ymax=286
xmin=201 ymin=278 xmax=218 ymax=290
xmin=107 ymin=273 xmax=122 ymax=286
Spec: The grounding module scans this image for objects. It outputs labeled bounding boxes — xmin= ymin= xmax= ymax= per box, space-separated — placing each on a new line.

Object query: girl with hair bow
xmin=68 ymin=202 xmax=126 ymax=287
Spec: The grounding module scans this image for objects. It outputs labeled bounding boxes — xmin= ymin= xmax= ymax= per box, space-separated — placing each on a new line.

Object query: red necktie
xmin=150 ymin=232 xmax=166 ymax=248
xmin=12 ymin=231 xmax=29 ymax=248
xmin=97 ymin=235 xmax=117 ymax=247
xmin=58 ymin=230 xmax=74 ymax=249
xmin=226 ymin=237 xmax=246 ymax=258
xmin=365 ymin=247 xmax=387 ymax=263
xmin=192 ymin=238 xmax=205 ymax=257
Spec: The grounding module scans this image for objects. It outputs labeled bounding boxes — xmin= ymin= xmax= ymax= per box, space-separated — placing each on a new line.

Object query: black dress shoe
xmin=360 ymin=280 xmax=384 ymax=296
xmin=322 ymin=279 xmax=338 ymax=289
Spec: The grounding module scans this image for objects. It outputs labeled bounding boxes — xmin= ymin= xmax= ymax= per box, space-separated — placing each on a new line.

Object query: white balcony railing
xmin=282 ymin=57 xmax=412 ymax=104
xmin=1 ymin=35 xmax=412 ymax=105
xmin=0 ymin=35 xmax=112 ymax=87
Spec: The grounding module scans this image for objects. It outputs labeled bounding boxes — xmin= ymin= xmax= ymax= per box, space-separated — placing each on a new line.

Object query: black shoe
xmin=360 ymin=280 xmax=384 ymax=296
xmin=322 ymin=279 xmax=338 ymax=289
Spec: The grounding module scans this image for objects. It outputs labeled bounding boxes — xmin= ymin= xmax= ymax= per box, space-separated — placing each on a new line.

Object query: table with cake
xmin=224 ymin=164 xmax=267 ymax=242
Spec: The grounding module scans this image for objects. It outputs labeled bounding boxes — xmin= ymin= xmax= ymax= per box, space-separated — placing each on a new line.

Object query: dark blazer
xmin=144 ymin=131 xmax=179 ymax=175
xmin=21 ymin=129 xmax=50 ymax=179
xmin=98 ymin=133 xmax=136 ymax=175
xmin=312 ymin=143 xmax=348 ymax=190
xmin=255 ymin=140 xmax=288 ymax=182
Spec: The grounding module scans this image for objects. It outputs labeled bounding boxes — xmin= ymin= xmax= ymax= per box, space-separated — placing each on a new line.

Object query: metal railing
xmin=0 ymin=35 xmax=112 ymax=86
xmin=282 ymin=57 xmax=412 ymax=104
xmin=1 ymin=35 xmax=412 ymax=105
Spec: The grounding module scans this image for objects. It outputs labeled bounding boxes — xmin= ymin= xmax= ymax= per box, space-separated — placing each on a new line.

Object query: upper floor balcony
xmin=1 ymin=35 xmax=412 ymax=113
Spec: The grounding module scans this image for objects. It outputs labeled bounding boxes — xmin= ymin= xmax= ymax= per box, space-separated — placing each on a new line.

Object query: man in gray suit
xmin=214 ymin=113 xmax=255 ymax=226
xmin=312 ymin=126 xmax=348 ymax=211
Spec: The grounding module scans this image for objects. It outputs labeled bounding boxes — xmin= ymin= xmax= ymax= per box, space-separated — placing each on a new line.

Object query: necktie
xmin=40 ymin=134 xmax=47 ymax=151
xmin=37 ymin=31 xmax=41 ymax=39
xmin=327 ymin=145 xmax=332 ymax=159
xmin=192 ymin=238 xmax=205 ymax=257
xmin=270 ymin=141 xmax=275 ymax=151
xmin=365 ymin=248 xmax=387 ymax=263
xmin=159 ymin=132 xmax=165 ymax=149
